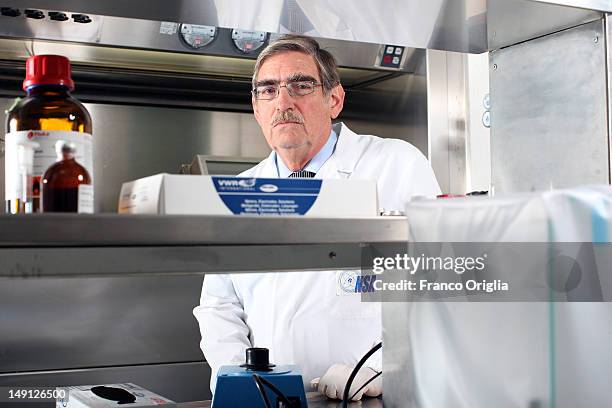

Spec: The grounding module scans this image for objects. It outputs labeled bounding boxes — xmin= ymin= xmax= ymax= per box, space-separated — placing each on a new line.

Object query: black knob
xmin=72 ymin=13 xmax=91 ymax=23
xmin=49 ymin=12 xmax=68 ymax=21
xmin=25 ymin=9 xmax=44 ymax=19
xmin=240 ymin=347 xmax=276 ymax=371
xmin=1 ymin=7 xmax=21 ymax=17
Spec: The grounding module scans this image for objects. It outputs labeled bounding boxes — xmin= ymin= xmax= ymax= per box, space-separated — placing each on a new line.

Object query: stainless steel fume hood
xmin=0 ymin=0 xmax=607 ymax=54
xmin=2 ymin=1 xmax=611 ymax=405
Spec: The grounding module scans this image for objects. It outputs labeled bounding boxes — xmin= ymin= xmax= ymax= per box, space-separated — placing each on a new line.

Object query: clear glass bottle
xmin=4 ymin=54 xmax=93 ymax=214
xmin=42 ymin=142 xmax=92 ymax=213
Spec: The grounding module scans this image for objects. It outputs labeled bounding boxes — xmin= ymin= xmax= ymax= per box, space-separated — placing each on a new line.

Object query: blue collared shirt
xmin=275 ymin=129 xmax=338 ymax=178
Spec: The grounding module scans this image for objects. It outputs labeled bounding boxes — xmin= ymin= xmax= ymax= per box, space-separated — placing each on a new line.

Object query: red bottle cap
xmin=23 ymin=55 xmax=75 ymax=91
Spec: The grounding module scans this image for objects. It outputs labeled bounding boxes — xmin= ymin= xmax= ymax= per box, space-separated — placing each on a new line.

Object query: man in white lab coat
xmin=193 ymin=34 xmax=440 ymax=400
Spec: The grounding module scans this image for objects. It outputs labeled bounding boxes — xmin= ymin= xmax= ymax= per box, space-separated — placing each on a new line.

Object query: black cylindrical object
xmin=241 ymin=347 xmax=276 ymax=371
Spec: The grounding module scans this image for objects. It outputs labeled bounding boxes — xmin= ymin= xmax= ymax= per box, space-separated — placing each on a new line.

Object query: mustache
xmin=271 ymin=110 xmax=304 ymax=127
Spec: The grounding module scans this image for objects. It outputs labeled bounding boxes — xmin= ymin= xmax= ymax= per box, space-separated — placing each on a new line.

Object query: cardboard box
xmin=56 ymin=383 xmax=175 ymax=408
xmin=118 ymin=174 xmax=377 ymax=217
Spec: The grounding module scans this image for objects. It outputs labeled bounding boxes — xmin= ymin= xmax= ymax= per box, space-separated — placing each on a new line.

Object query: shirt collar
xmin=275 ymin=129 xmax=338 ymax=178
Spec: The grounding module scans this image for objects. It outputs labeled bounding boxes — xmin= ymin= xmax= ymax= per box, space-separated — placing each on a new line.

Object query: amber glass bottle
xmin=42 ymin=142 xmax=92 ymax=213
xmin=4 ymin=55 xmax=93 ymax=214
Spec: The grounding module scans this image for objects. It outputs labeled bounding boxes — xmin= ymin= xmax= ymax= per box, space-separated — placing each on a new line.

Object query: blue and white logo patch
xmin=337 ymin=270 xmax=359 ymax=295
xmin=336 ymin=270 xmax=378 ymax=295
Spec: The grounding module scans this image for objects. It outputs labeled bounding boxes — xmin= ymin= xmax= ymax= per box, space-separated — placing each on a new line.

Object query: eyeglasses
xmin=252 ymin=81 xmax=323 ymax=100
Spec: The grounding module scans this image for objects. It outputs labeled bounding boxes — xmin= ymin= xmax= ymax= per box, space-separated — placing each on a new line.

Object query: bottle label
xmin=78 ymin=184 xmax=94 ymax=214
xmin=4 ymin=130 xmax=93 ymax=202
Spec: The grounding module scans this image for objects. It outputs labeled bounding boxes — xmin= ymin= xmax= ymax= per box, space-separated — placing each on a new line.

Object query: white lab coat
xmin=193 ymin=122 xmax=441 ymax=392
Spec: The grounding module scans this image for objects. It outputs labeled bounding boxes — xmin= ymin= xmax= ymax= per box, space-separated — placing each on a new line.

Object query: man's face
xmin=252 ymin=51 xmax=344 ymax=165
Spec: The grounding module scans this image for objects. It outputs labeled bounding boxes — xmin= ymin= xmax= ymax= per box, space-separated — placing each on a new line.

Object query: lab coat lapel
xmin=254 ymin=151 xmax=277 ymax=177
xmin=317 ymin=122 xmax=361 ymax=180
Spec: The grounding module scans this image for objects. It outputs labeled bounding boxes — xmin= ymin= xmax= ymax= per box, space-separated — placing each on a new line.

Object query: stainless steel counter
xmin=0 ymin=214 xmax=406 ymax=246
xmin=0 ymin=214 xmax=407 ymax=278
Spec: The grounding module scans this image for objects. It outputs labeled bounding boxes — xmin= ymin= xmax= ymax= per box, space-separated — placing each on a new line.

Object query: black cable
xmin=349 ymin=370 xmax=382 ymax=401
xmin=341 ymin=341 xmax=383 ymax=408
xmin=253 ymin=374 xmax=272 ymax=408
xmin=252 ymin=374 xmax=293 ymax=407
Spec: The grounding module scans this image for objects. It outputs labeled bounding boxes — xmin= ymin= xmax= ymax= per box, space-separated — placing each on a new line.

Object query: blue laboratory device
xmin=212 ymin=348 xmax=307 ymax=408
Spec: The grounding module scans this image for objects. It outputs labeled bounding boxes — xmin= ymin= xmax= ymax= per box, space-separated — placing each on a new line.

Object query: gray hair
xmin=252 ymin=34 xmax=341 ymax=93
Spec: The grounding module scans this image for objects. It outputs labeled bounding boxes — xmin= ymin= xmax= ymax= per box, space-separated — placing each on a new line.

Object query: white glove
xmin=311 ymin=363 xmax=382 ymax=401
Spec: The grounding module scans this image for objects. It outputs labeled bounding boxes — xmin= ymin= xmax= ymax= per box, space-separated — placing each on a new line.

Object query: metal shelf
xmin=0 ymin=214 xmax=407 ymax=278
